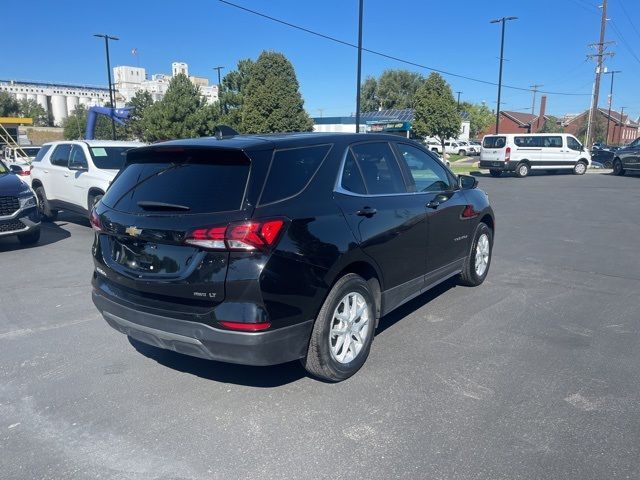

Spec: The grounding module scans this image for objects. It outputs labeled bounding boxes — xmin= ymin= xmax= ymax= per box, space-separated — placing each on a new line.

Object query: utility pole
xmin=618 ymin=106 xmax=625 ymax=144
xmin=529 ymin=84 xmax=543 ymax=115
xmin=586 ymin=0 xmax=613 ymax=147
xmin=355 ymin=0 xmax=364 ymax=133
xmin=455 ymin=91 xmax=463 ymax=111
xmin=317 ymin=108 xmax=325 ymax=118
xmin=603 ymin=70 xmax=620 ymax=144
xmin=490 ymin=16 xmax=518 ymax=134
xmin=94 ymin=33 xmax=119 ymax=140
xmin=213 ymin=66 xmax=225 ymax=115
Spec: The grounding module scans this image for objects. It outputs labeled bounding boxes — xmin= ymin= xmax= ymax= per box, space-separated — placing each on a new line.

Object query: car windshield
xmin=0 ymin=159 xmax=7 ymax=175
xmin=89 ymin=146 xmax=135 ymax=170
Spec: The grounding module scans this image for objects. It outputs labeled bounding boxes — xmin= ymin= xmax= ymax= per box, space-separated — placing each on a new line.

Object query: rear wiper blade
xmin=137 ymin=201 xmax=191 ymax=211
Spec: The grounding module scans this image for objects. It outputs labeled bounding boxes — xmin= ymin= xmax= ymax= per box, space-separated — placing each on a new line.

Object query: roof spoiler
xmin=214 ymin=125 xmax=239 ymax=140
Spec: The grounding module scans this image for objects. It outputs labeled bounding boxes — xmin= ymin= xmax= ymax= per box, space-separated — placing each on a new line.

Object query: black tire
xmin=613 ymin=159 xmax=625 ymax=176
xmin=34 ymin=186 xmax=58 ymax=222
xmin=459 ymin=149 xmax=466 ymax=156
xmin=302 ymin=274 xmax=376 ymax=382
xmin=459 ymin=222 xmax=493 ymax=287
xmin=603 ymin=160 xmax=613 ymax=169
xmin=573 ymin=161 xmax=588 ymax=175
xmin=18 ymin=228 xmax=40 ymax=246
xmin=515 ymin=162 xmax=530 ymax=178
xmin=489 ymin=169 xmax=502 ymax=177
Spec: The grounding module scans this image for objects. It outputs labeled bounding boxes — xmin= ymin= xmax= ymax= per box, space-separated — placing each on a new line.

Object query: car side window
xmin=567 ymin=137 xmax=582 ymax=151
xmin=542 ymin=136 xmax=563 ymax=148
xmin=32 ymin=145 xmax=51 ymax=163
xmin=395 ymin=143 xmax=452 ymax=193
xmin=340 ymin=151 xmax=367 ymax=195
xmin=50 ymin=144 xmax=72 ymax=167
xmin=69 ymin=145 xmax=89 ymax=169
xmin=350 ymin=142 xmax=407 ymax=195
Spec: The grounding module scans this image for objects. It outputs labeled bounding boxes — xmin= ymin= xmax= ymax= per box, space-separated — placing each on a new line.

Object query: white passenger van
xmin=480 ymin=133 xmax=591 ymax=177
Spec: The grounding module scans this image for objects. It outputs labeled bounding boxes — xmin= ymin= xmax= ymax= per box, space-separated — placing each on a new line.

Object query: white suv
xmin=30 ymin=140 xmax=143 ymax=220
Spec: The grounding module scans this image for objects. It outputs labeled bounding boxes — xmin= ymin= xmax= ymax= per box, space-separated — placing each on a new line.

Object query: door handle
xmin=43 ymin=170 xmax=49 ymax=174
xmin=356 ymin=206 xmax=377 ymax=217
xmin=64 ymin=173 xmax=69 ymax=177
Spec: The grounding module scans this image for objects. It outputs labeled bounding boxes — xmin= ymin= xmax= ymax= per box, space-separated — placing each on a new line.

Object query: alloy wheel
xmin=329 ymin=292 xmax=370 ymax=364
xmin=475 ymin=233 xmax=490 ymax=277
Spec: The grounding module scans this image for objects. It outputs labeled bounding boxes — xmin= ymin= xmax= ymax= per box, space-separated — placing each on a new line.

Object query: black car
xmin=612 ymin=137 xmax=640 ymax=175
xmin=0 ymin=159 xmax=41 ymax=245
xmin=91 ymin=133 xmax=495 ymax=381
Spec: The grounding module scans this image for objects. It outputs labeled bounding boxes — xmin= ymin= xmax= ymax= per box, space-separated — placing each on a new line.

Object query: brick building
xmin=563 ymin=108 xmax=639 ymax=145
xmin=480 ymin=96 xmax=549 ymax=137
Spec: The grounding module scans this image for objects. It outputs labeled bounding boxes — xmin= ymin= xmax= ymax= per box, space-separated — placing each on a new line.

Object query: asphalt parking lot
xmin=1 ymin=171 xmax=639 ymax=480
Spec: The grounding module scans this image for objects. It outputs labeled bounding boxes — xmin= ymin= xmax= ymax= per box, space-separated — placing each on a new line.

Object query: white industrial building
xmin=0 ymin=80 xmax=111 ymax=126
xmin=113 ymin=62 xmax=218 ymax=105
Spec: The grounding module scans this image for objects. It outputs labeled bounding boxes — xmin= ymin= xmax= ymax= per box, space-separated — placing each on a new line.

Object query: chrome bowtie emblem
xmin=125 ymin=226 xmax=142 ymax=237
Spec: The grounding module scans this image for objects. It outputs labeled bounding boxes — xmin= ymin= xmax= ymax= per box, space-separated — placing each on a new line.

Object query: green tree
xmin=460 ymin=101 xmax=494 ymax=138
xmin=125 ymin=90 xmax=154 ymax=140
xmin=141 ymin=74 xmax=215 ymax=142
xmin=242 ymin=51 xmax=313 ymax=133
xmin=62 ymin=104 xmax=122 ymax=140
xmin=413 ymin=73 xmax=460 ymax=155
xmin=219 ymin=58 xmax=254 ymax=131
xmin=376 ymin=70 xmax=425 ymax=109
xmin=360 ymin=76 xmax=379 ymax=112
xmin=17 ymin=99 xmax=49 ymax=126
xmin=0 ymin=92 xmax=19 ymax=116
xmin=538 ymin=115 xmax=564 ymax=133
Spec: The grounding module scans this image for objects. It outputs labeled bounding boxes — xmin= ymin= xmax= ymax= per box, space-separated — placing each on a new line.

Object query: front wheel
xmin=302 ymin=274 xmax=376 ymax=382
xmin=459 ymin=222 xmax=493 ymax=287
xmin=573 ymin=161 xmax=587 ymax=175
xmin=613 ymin=159 xmax=625 ymax=176
xmin=489 ymin=169 xmax=502 ymax=177
xmin=515 ymin=162 xmax=530 ymax=178
xmin=35 ymin=186 xmax=58 ymax=222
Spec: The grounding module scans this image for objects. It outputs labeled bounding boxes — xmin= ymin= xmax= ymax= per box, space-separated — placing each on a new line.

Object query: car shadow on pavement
xmin=128 ymin=337 xmax=306 ymax=387
xmin=0 ymin=220 xmax=71 ymax=252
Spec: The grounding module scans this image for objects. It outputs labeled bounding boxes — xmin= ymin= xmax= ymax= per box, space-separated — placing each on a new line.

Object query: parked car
xmin=480 ymin=133 xmax=591 ymax=177
xmin=425 ymin=139 xmax=442 ymax=153
xmin=30 ymin=140 xmax=143 ymax=221
xmin=3 ymin=146 xmax=41 ymax=163
xmin=0 ymin=158 xmax=40 ymax=245
xmin=451 ymin=141 xmax=479 ymax=156
xmin=612 ymin=137 xmax=640 ymax=176
xmin=91 ymin=133 xmax=495 ymax=382
xmin=591 ymin=149 xmax=615 ymax=168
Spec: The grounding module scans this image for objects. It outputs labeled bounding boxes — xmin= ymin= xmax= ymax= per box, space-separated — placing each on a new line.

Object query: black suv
xmin=612 ymin=137 xmax=640 ymax=175
xmin=0 ymin=159 xmax=40 ymax=246
xmin=91 ymin=133 xmax=495 ymax=381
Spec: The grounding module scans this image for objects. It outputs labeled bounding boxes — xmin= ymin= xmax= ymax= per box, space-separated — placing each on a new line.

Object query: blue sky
xmin=5 ymin=0 xmax=640 ymax=120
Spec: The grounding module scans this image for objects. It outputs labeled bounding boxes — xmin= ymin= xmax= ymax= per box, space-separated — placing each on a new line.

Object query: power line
xmin=615 ymin=0 xmax=640 ymax=40
xmin=217 ymin=0 xmax=591 ymax=97
xmin=609 ymin=19 xmax=640 ymax=64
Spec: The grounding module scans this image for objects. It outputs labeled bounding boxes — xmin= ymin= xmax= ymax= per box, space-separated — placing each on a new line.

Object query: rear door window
xmin=514 ymin=136 xmax=541 ymax=147
xmin=101 ymin=148 xmax=251 ymax=214
xmin=542 ymin=136 xmax=563 ymax=148
xmin=50 ymin=144 xmax=72 ymax=167
xmin=259 ymin=144 xmax=331 ymax=205
xmin=340 ymin=151 xmax=367 ymax=195
xmin=483 ymin=136 xmax=506 ymax=148
xmin=350 ymin=142 xmax=407 ymax=195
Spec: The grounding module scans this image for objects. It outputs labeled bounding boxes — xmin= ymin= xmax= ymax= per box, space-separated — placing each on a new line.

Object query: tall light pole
xmin=490 ymin=16 xmax=517 ymax=134
xmin=94 ymin=34 xmax=119 ymax=140
xmin=355 ymin=0 xmax=364 ymax=133
xmin=603 ymin=69 xmax=620 ymax=144
xmin=213 ymin=66 xmax=225 ymax=115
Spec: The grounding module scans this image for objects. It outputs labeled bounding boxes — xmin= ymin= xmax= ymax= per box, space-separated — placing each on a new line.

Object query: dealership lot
xmin=1 ymin=172 xmax=639 ymax=479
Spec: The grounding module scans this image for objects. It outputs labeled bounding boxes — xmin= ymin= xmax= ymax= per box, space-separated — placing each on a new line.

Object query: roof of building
xmin=501 ymin=111 xmax=538 ymax=126
xmin=563 ymin=108 xmax=640 ymax=128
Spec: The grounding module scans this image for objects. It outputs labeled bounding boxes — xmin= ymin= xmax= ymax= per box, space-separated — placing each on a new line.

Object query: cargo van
xmin=480 ymin=133 xmax=591 ymax=177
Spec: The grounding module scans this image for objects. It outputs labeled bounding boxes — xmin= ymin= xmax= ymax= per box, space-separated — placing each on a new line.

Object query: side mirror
xmin=458 ymin=174 xmax=478 ymax=190
xmin=8 ymin=164 xmax=23 ymax=174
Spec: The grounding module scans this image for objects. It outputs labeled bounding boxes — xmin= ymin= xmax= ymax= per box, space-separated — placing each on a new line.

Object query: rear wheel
xmin=302 ymin=274 xmax=376 ymax=382
xmin=459 ymin=149 xmax=467 ymax=156
xmin=459 ymin=222 xmax=492 ymax=287
xmin=573 ymin=161 xmax=587 ymax=175
xmin=35 ymin=186 xmax=58 ymax=222
xmin=603 ymin=159 xmax=613 ymax=169
xmin=489 ymin=169 xmax=502 ymax=177
xmin=515 ymin=162 xmax=530 ymax=178
xmin=613 ymin=159 xmax=625 ymax=176
xmin=18 ymin=228 xmax=41 ymax=246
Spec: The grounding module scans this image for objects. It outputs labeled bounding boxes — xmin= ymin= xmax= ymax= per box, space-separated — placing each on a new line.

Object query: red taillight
xmin=18 ymin=168 xmax=31 ymax=177
xmin=185 ymin=219 xmax=286 ymax=251
xmin=505 ymin=146 xmax=511 ymax=162
xmin=89 ymin=208 xmax=102 ymax=232
xmin=219 ymin=321 xmax=271 ymax=332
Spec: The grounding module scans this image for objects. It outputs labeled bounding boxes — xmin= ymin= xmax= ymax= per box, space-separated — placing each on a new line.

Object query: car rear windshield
xmin=483 ymin=136 xmax=506 ymax=148
xmin=32 ymin=145 xmax=51 ymax=162
xmin=89 ymin=146 xmax=136 ymax=170
xmin=101 ymin=147 xmax=250 ymax=214
xmin=22 ymin=147 xmax=40 ymax=157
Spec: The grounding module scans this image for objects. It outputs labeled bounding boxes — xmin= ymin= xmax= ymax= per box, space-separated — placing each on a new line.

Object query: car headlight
xmin=19 ymin=193 xmax=37 ymax=209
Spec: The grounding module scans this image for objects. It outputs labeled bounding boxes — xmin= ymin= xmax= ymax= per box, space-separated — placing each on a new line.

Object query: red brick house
xmin=480 ymin=96 xmax=549 ymax=137
xmin=563 ymin=108 xmax=640 ymax=145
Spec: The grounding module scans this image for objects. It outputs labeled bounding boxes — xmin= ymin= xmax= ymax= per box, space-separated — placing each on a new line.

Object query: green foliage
xmin=219 ymin=59 xmax=254 ymax=131
xmin=125 ymin=90 xmax=154 ymax=140
xmin=62 ymin=104 xmax=125 ymax=140
xmin=538 ymin=115 xmax=564 ymax=133
xmin=576 ymin=114 xmax=605 ymax=144
xmin=242 ymin=51 xmax=313 ymax=133
xmin=460 ymin=101 xmax=494 ymax=138
xmin=0 ymin=91 xmax=20 ymax=116
xmin=141 ymin=74 xmax=219 ymax=142
xmin=17 ymin=99 xmax=49 ymax=126
xmin=412 ymin=73 xmax=460 ymax=149
xmin=359 ymin=70 xmax=425 ymax=112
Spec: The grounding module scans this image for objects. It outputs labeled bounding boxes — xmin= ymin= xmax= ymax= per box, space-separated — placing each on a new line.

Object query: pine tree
xmin=242 ymin=51 xmax=313 ymax=133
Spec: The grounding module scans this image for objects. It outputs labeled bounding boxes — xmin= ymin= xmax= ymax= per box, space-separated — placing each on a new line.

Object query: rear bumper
xmin=92 ymin=289 xmax=314 ymax=366
xmin=480 ymin=160 xmax=516 ymax=171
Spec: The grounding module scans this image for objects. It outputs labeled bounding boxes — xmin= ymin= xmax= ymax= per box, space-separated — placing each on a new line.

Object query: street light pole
xmin=490 ymin=16 xmax=517 ymax=134
xmin=213 ymin=66 xmax=225 ymax=115
xmin=355 ymin=0 xmax=364 ymax=133
xmin=94 ymin=34 xmax=119 ymax=140
xmin=603 ymin=69 xmax=621 ymax=144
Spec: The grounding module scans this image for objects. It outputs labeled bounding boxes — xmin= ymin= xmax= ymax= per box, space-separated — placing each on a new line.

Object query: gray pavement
xmin=1 ymin=171 xmax=639 ymax=479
